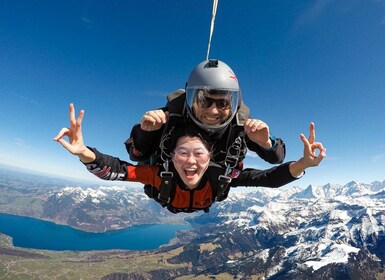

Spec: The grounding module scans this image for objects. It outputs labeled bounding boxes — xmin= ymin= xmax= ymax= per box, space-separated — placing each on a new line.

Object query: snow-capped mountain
xmin=2 ymin=168 xmax=384 ymax=278
xmin=42 ymin=185 xmax=188 ymax=232
xmin=183 ymin=180 xmax=385 ymax=278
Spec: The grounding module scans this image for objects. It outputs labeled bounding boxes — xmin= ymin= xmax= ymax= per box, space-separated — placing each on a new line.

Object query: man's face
xmin=192 ymin=91 xmax=232 ymax=126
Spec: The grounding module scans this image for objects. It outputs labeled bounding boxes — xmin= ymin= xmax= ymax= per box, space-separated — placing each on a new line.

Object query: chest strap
xmin=215 ymin=135 xmax=246 ymax=201
xmin=215 ymin=174 xmax=232 ymax=202
xmin=158 ymin=171 xmax=174 ymax=204
xmin=157 ymin=158 xmax=174 ymax=204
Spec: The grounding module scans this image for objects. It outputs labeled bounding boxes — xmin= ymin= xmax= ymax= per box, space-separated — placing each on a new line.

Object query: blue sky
xmin=0 ymin=0 xmax=384 ymax=189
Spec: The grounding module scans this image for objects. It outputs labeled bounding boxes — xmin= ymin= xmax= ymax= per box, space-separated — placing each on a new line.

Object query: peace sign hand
xmin=53 ymin=103 xmax=96 ymax=163
xmin=300 ymin=122 xmax=326 ymax=167
xmin=289 ymin=122 xmax=326 ymax=177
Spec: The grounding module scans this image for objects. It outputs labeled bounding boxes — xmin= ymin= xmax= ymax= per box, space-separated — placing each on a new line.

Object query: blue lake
xmin=0 ymin=213 xmax=191 ymax=251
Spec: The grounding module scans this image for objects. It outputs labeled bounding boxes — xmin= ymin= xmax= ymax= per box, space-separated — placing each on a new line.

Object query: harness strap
xmin=156 ymin=115 xmax=184 ymax=205
xmin=157 ymin=130 xmax=174 ymax=205
xmin=158 ymin=170 xmax=174 ymax=204
xmin=224 ymin=135 xmax=245 ymax=174
xmin=215 ymin=174 xmax=232 ymax=201
xmin=215 ymin=133 xmax=247 ymax=201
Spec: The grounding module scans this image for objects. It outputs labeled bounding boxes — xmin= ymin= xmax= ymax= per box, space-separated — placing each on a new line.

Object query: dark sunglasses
xmin=197 ymin=95 xmax=231 ymax=110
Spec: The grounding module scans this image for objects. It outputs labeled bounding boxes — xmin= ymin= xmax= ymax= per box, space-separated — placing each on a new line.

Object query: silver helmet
xmin=185 ymin=59 xmax=241 ymax=133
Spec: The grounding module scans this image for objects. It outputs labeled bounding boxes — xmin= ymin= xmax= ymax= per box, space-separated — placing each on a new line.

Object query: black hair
xmin=169 ymin=124 xmax=212 ymax=154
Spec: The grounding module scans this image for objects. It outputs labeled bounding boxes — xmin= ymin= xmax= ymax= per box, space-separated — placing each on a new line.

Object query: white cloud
xmin=12 ymin=93 xmax=39 ymax=106
xmin=14 ymin=138 xmax=29 ymax=148
xmin=291 ymin=0 xmax=332 ymax=35
xmin=81 ymin=16 xmax=92 ymax=24
xmin=372 ymin=153 xmax=385 ymax=163
xmin=81 ymin=16 xmax=93 ymax=29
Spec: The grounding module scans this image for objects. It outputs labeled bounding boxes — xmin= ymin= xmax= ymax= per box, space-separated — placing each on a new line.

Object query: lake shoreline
xmin=0 ymin=212 xmax=193 ymax=251
xmin=0 ymin=211 xmax=190 ymax=233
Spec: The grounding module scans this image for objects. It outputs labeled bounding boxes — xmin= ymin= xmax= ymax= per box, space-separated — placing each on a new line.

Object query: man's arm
xmin=125 ymin=123 xmax=164 ymax=162
xmin=239 ymin=102 xmax=286 ymax=164
xmin=246 ymin=135 xmax=286 ymax=164
xmin=126 ymin=90 xmax=186 ymax=162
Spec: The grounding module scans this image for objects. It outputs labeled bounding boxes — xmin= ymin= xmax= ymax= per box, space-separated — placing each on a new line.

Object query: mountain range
xmin=185 ymin=180 xmax=385 ymax=278
xmin=0 ymin=167 xmax=384 ymax=279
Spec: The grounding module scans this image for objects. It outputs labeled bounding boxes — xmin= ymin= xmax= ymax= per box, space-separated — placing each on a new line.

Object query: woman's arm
xmin=54 ymin=103 xmax=161 ymax=186
xmin=232 ymin=122 xmax=326 ymax=188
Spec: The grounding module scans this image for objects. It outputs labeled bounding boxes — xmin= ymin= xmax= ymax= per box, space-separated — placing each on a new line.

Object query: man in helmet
xmin=125 ymin=59 xmax=285 ymax=168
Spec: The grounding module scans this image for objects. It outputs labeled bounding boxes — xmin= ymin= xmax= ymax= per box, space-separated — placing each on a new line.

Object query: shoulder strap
xmin=209 ymin=123 xmax=247 ymax=201
xmin=207 ymin=164 xmax=232 ymax=202
xmin=143 ymin=164 xmax=177 ymax=208
xmin=223 ymin=122 xmax=248 ymax=173
xmin=157 ymin=170 xmax=174 ymax=204
xmin=155 ymin=114 xmax=185 ymax=205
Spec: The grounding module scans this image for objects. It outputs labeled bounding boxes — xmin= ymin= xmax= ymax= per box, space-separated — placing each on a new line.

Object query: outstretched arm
xmin=231 ymin=122 xmax=326 ymax=189
xmin=53 ymin=103 xmax=96 ymax=163
xmin=289 ymin=122 xmax=326 ymax=177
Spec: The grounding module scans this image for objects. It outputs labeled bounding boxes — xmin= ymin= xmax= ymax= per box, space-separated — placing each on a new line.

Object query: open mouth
xmin=184 ymin=168 xmax=198 ymax=179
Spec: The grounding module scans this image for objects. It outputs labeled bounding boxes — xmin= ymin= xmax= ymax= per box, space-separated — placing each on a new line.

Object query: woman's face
xmin=172 ymin=136 xmax=210 ymax=189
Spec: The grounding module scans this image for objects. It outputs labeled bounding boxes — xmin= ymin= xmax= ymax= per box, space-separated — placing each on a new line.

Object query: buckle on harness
xmin=218 ymin=175 xmax=232 ymax=188
xmin=224 ymin=155 xmax=238 ymax=168
xmin=160 ymin=171 xmax=173 ymax=179
xmin=158 ymin=171 xmax=174 ymax=203
xmin=224 ymin=136 xmax=245 ymax=174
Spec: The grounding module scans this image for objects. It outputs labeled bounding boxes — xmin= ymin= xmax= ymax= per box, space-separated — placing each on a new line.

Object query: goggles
xmin=172 ymin=147 xmax=210 ymax=164
xmin=196 ymin=91 xmax=231 ymax=110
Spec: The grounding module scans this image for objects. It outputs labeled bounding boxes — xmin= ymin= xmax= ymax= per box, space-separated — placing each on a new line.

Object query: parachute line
xmin=206 ymin=0 xmax=218 ymax=60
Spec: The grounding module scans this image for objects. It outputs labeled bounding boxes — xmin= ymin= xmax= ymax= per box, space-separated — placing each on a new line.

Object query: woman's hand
xmin=289 ymin=122 xmax=327 ymax=177
xmin=53 ymin=103 xmax=95 ymax=163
